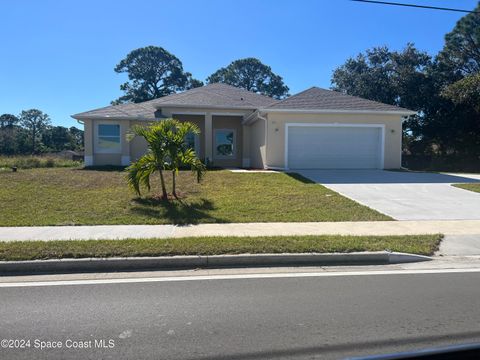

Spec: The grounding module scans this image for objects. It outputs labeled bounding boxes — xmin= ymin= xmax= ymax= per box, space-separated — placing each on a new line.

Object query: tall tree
xmin=331 ymin=44 xmax=431 ymax=110
xmin=42 ymin=126 xmax=72 ymax=152
xmin=434 ymin=2 xmax=480 ymax=155
xmin=442 ymin=72 xmax=480 ymax=112
xmin=19 ymin=109 xmax=51 ymax=154
xmin=0 ymin=113 xmax=18 ymax=128
xmin=0 ymin=114 xmax=20 ymax=154
xmin=207 ymin=58 xmax=289 ymax=99
xmin=113 ymin=46 xmax=203 ymax=104
xmin=437 ymin=2 xmax=480 ymax=76
xmin=68 ymin=126 xmax=84 ymax=151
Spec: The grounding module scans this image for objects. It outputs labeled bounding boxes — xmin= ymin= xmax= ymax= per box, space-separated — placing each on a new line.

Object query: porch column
xmin=83 ymin=120 xmax=94 ymax=166
xmin=120 ymin=120 xmax=131 ymax=166
xmin=242 ymin=124 xmax=250 ymax=168
xmin=205 ymin=112 xmax=213 ymax=163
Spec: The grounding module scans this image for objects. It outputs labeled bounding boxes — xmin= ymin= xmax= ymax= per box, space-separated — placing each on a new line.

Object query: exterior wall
xmin=82 ymin=119 xmax=94 ymax=166
xmin=86 ymin=119 xmax=132 ymax=166
xmin=92 ymin=153 xmax=122 ymax=166
xmin=249 ymin=118 xmax=266 ymax=169
xmin=172 ymin=114 xmax=206 ymax=159
xmin=129 ymin=120 xmax=150 ymax=162
xmin=83 ymin=110 xmax=403 ymax=169
xmin=265 ymin=112 xmax=404 ymax=169
xmin=85 ymin=108 xmax=254 ymax=167
xmin=212 ymin=115 xmax=243 ymax=168
xmin=130 ymin=115 xmax=207 ymax=162
xmin=161 ymin=107 xmax=252 ymax=166
xmin=242 ymin=125 xmax=250 ymax=167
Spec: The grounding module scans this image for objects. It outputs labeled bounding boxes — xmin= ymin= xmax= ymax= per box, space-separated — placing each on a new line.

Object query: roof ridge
xmin=204 ymin=83 xmax=267 ymax=107
xmin=146 ymin=86 xmax=208 ymax=105
xmin=147 ymin=83 xmax=243 ymax=106
xmin=206 ymin=82 xmax=276 ymax=100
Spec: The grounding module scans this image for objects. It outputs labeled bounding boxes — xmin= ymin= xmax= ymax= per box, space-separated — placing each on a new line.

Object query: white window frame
xmin=95 ymin=122 xmax=122 ymax=154
xmin=214 ymin=128 xmax=236 ymax=159
xmin=284 ymin=123 xmax=385 ymax=170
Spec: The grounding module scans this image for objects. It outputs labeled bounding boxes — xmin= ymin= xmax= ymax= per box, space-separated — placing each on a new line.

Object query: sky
xmin=0 ymin=0 xmax=478 ymax=128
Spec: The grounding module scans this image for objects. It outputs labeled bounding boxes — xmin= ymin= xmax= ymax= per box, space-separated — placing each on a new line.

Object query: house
xmin=72 ymin=83 xmax=415 ymax=170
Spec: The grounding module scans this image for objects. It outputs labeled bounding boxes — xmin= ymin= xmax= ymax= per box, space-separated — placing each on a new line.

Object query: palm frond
xmin=125 ymin=153 xmax=157 ymax=195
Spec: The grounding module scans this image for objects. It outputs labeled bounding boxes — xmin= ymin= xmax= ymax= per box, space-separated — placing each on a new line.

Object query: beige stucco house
xmin=72 ymin=83 xmax=415 ymax=170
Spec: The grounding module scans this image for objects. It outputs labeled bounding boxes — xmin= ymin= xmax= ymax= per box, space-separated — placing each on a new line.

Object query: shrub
xmin=0 ymin=156 xmax=82 ymax=169
xmin=45 ymin=158 xmax=55 ymax=168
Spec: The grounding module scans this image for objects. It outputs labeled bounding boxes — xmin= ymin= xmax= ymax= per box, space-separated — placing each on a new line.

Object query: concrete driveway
xmin=297 ymin=170 xmax=480 ymax=221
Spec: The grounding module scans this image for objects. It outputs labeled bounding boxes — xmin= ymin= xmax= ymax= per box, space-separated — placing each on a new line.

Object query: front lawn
xmin=0 ymin=168 xmax=390 ymax=226
xmin=0 ymin=234 xmax=442 ymax=260
xmin=453 ymin=183 xmax=480 ymax=194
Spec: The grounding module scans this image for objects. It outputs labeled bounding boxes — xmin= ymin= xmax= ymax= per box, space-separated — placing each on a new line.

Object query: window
xmin=96 ymin=124 xmax=121 ymax=153
xmin=185 ymin=132 xmax=200 ymax=155
xmin=214 ymin=129 xmax=235 ymax=158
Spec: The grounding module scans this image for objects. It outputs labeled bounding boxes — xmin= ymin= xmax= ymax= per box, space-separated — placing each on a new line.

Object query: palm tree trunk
xmin=172 ymin=170 xmax=177 ymax=198
xmin=158 ymin=169 xmax=168 ymax=199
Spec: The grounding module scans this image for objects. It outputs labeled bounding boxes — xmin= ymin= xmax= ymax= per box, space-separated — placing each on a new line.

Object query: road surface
xmin=1 ymin=269 xmax=480 ymax=359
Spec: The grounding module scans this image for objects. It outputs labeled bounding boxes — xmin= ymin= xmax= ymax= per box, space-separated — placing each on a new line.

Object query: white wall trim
xmin=73 ymin=115 xmax=159 ymax=121
xmin=265 ymin=166 xmax=286 ymax=171
xmin=284 ymin=123 xmax=386 ymax=170
xmin=212 ymin=113 xmax=245 ymax=117
xmin=121 ymin=156 xmax=131 ymax=166
xmin=154 ymin=104 xmax=256 ymax=111
xmin=172 ymin=112 xmax=206 ymax=116
xmin=172 ymin=112 xmax=246 ymax=117
xmin=84 ymin=155 xmax=93 ymax=166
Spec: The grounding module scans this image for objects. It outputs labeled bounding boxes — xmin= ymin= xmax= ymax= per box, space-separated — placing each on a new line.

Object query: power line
xmin=351 ymin=0 xmax=479 ymax=14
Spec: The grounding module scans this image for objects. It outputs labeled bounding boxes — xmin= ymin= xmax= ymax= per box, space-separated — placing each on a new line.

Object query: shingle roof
xmin=72 ymin=83 xmax=277 ymax=120
xmin=72 ymin=84 xmax=415 ymax=120
xmin=265 ymin=87 xmax=414 ymax=113
xmin=72 ymin=102 xmax=160 ymax=119
xmin=149 ymin=83 xmax=277 ymax=108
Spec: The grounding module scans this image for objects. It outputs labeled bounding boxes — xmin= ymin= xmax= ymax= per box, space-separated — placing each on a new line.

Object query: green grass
xmin=0 ymin=155 xmax=82 ymax=169
xmin=0 ymin=168 xmax=391 ymax=226
xmin=0 ymin=234 xmax=442 ymax=261
xmin=453 ymin=183 xmax=480 ymax=193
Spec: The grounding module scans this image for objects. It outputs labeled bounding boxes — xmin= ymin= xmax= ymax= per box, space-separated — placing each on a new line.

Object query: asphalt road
xmin=1 ymin=271 xmax=480 ymax=359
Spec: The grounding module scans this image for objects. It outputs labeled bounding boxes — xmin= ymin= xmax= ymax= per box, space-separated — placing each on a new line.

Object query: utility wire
xmin=351 ymin=0 xmax=479 ymax=14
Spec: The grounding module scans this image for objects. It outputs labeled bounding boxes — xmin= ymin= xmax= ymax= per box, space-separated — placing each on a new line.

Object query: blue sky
xmin=0 ymin=0 xmax=477 ymax=128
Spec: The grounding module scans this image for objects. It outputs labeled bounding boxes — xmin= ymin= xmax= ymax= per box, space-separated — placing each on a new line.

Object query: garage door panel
xmin=287 ymin=126 xmax=382 ymax=169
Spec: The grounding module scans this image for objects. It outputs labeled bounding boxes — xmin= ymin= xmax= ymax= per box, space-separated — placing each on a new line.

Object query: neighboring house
xmin=72 ymin=83 xmax=414 ymax=170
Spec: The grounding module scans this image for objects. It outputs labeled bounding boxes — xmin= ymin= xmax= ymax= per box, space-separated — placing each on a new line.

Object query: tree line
xmin=113 ymin=2 xmax=479 ymax=158
xmin=0 ymin=110 xmax=83 ymax=155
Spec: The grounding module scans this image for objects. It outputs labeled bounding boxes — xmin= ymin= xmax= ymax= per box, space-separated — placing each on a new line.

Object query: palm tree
xmin=126 ymin=119 xmax=206 ymax=200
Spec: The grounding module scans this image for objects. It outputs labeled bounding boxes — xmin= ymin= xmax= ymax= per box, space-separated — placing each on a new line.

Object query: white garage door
xmin=287 ymin=125 xmax=383 ymax=169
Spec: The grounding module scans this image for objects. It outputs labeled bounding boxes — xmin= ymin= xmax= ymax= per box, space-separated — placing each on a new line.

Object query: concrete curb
xmin=0 ymin=252 xmax=431 ymax=275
